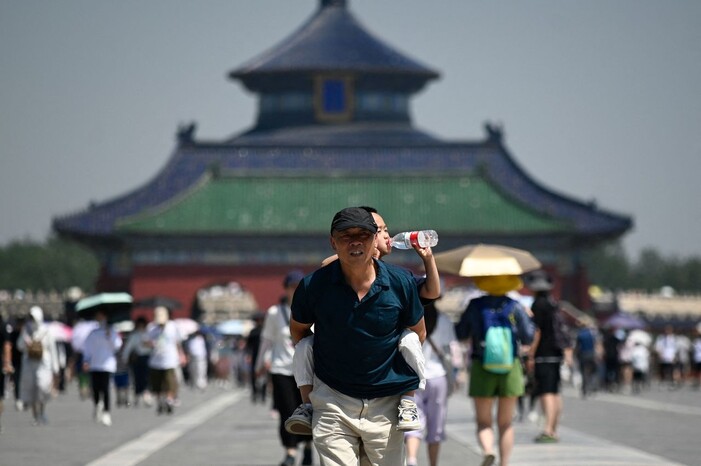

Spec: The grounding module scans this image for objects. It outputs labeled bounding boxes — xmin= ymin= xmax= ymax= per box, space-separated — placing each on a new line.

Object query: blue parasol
xmin=215 ymin=319 xmax=253 ymax=336
xmin=603 ymin=311 xmax=646 ymax=330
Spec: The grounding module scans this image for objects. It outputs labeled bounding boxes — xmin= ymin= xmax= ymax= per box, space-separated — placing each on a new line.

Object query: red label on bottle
xmin=409 ymin=231 xmax=420 ymax=247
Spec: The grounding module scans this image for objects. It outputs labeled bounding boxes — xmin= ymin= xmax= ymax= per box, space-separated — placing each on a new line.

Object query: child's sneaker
xmin=397 ymin=398 xmax=420 ymax=431
xmin=284 ymin=403 xmax=313 ymax=435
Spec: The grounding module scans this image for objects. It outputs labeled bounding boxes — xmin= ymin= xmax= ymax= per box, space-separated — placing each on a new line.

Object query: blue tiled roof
xmin=231 ymin=122 xmax=441 ymax=145
xmin=230 ymin=0 xmax=439 ymax=91
xmin=52 ymin=2 xmax=631 ymax=243
xmin=52 ymin=127 xmax=632 ymax=239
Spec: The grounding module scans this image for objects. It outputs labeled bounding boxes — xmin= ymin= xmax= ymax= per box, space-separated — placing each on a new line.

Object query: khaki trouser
xmin=310 ymin=376 xmax=405 ymax=466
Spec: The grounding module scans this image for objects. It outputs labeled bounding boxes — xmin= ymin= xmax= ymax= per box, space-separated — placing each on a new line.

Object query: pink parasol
xmin=174 ymin=318 xmax=199 ymax=337
xmin=48 ymin=321 xmax=73 ymax=343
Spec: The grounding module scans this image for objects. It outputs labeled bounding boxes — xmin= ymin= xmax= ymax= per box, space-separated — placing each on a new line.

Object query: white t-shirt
xmin=655 ymin=334 xmax=678 ymax=364
xmin=187 ymin=335 xmax=207 ymax=359
xmin=83 ymin=326 xmax=123 ymax=373
xmin=676 ymin=335 xmax=691 ymax=364
xmin=630 ymin=344 xmax=650 ymax=372
xmin=121 ymin=329 xmax=152 ymax=364
xmin=693 ymin=338 xmax=701 ymax=364
xmin=423 ymin=313 xmax=458 ymax=380
xmin=147 ymin=321 xmax=182 ymax=370
xmin=260 ymin=303 xmax=295 ymax=376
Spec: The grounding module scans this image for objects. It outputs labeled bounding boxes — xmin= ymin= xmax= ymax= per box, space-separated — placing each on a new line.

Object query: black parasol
xmin=76 ymin=292 xmax=133 ymax=323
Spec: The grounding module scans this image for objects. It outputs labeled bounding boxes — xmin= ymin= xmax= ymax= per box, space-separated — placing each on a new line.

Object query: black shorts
xmin=534 ymin=361 xmax=561 ymax=395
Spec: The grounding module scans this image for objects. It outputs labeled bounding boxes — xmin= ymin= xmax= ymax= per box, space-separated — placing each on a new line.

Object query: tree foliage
xmin=0 ymin=236 xmax=99 ymax=292
xmin=1 ymin=236 xmax=700 ymax=295
xmin=583 ymin=241 xmax=701 ymax=293
xmin=582 ymin=242 xmax=631 ymax=289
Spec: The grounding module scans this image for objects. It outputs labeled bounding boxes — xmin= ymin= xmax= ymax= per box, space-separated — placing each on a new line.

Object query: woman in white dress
xmin=16 ymin=306 xmax=59 ymax=425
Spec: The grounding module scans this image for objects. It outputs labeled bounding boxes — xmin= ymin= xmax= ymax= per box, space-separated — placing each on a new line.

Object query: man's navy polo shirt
xmin=291 ymin=259 xmax=424 ymax=399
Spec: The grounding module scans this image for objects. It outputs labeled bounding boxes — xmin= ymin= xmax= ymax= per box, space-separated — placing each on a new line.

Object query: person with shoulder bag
xmin=524 ymin=270 xmax=571 ymax=444
xmin=404 ymin=300 xmax=459 ymax=466
xmin=257 ymin=270 xmax=313 ymax=466
xmin=16 ymin=306 xmax=60 ymax=425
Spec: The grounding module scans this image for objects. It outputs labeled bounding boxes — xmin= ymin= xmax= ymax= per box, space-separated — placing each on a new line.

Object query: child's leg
xmin=293 ymin=335 xmax=315 ymax=402
xmin=396 ymin=329 xmax=424 ymax=431
xmin=398 ymin=329 xmax=426 ymax=389
xmin=285 ymin=335 xmax=315 ymax=435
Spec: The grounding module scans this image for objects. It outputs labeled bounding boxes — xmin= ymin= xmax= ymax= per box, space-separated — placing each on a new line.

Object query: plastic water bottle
xmin=391 ymin=230 xmax=439 ymax=249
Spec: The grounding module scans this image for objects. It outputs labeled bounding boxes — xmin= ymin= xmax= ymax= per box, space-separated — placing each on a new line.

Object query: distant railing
xmin=0 ymin=289 xmax=67 ymax=321
xmin=435 ymin=287 xmax=701 ymax=324
xmin=3 ymin=287 xmax=701 ymax=326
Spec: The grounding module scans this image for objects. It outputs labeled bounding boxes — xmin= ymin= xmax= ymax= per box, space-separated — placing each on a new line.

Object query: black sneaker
xmin=280 ymin=454 xmax=295 ymax=466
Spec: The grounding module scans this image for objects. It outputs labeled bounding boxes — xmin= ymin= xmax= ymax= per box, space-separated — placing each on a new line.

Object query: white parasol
xmin=434 ymin=243 xmax=542 ymax=277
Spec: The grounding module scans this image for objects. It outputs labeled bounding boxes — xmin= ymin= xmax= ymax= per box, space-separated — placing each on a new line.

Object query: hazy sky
xmin=2 ymin=0 xmax=700 ymax=259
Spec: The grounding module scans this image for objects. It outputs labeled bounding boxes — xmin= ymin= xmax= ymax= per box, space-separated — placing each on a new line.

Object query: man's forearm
xmin=420 ymin=256 xmax=441 ymax=300
xmin=2 ymin=341 xmax=12 ymax=371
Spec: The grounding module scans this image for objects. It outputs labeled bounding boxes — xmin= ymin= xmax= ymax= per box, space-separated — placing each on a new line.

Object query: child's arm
xmin=412 ymin=245 xmax=440 ymax=300
xmin=407 ymin=317 xmax=427 ymax=344
xmin=290 ymin=318 xmax=313 ymax=345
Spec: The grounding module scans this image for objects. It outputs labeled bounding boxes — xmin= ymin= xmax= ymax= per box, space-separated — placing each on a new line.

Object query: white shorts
xmin=292 ymin=335 xmax=315 ymax=387
xmin=398 ymin=329 xmax=426 ymax=389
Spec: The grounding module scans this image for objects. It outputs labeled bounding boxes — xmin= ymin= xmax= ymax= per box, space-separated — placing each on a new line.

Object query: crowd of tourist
xmin=0 ymin=304 xmax=249 ymax=430
xmin=2 ymin=205 xmax=701 ymax=466
xmin=1 ymin=296 xmax=700 ymax=463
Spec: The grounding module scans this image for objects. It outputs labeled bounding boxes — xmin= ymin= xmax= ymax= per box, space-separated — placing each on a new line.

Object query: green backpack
xmin=481 ymin=301 xmax=516 ymax=374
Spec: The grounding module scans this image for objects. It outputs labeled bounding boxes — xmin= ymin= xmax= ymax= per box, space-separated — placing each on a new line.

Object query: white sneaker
xmin=527 ymin=410 xmax=539 ymax=424
xmin=284 ymin=403 xmax=313 ymax=435
xmin=101 ymin=412 xmax=112 ymax=426
xmin=94 ymin=402 xmax=103 ymax=422
xmin=397 ymin=399 xmax=421 ymax=431
xmin=15 ymin=400 xmax=24 ymax=411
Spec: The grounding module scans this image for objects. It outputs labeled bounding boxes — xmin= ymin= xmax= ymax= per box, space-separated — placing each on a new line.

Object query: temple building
xmin=53 ymin=0 xmax=632 ymax=316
